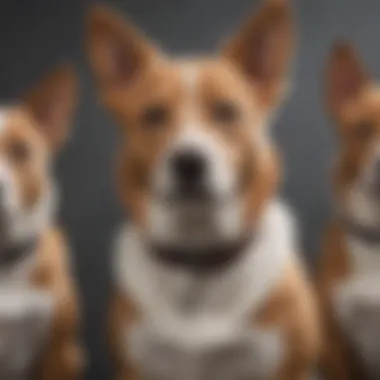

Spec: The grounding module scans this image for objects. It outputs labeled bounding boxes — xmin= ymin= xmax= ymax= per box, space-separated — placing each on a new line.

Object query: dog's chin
xmin=146 ymin=185 xmax=244 ymax=250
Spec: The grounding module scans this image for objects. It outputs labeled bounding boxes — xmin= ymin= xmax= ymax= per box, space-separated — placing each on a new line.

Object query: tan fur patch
xmin=29 ymin=227 xmax=85 ymax=380
xmin=255 ymin=259 xmax=321 ymax=380
xmin=317 ymin=223 xmax=368 ymax=379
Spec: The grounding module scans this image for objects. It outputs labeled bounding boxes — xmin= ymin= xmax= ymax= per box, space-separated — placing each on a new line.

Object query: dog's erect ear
xmin=86 ymin=5 xmax=158 ymax=94
xmin=326 ymin=42 xmax=369 ymax=122
xmin=223 ymin=0 xmax=293 ymax=111
xmin=23 ymin=65 xmax=78 ymax=152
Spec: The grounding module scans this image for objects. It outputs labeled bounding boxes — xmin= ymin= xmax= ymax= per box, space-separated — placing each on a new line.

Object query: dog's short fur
xmin=318 ymin=43 xmax=380 ymax=379
xmin=0 ymin=67 xmax=84 ymax=379
xmin=86 ymin=0 xmax=320 ymax=379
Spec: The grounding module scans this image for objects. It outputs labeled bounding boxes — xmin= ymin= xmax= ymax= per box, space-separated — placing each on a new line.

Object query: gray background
xmin=0 ymin=0 xmax=377 ymax=378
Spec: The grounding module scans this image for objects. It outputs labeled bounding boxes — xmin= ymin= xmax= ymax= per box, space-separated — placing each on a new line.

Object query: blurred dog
xmin=87 ymin=0 xmax=320 ymax=379
xmin=0 ymin=67 xmax=84 ymax=379
xmin=318 ymin=43 xmax=380 ymax=380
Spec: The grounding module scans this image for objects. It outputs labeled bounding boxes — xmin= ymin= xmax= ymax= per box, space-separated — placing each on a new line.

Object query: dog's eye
xmin=212 ymin=101 xmax=239 ymax=124
xmin=142 ymin=105 xmax=169 ymax=127
xmin=353 ymin=121 xmax=375 ymax=141
xmin=8 ymin=140 xmax=30 ymax=163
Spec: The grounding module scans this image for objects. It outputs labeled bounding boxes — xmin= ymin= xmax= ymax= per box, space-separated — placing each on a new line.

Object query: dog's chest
xmin=124 ymin=269 xmax=285 ymax=380
xmin=333 ymin=237 xmax=380 ymax=378
xmin=0 ymin=263 xmax=54 ymax=379
xmin=127 ymin=320 xmax=283 ymax=380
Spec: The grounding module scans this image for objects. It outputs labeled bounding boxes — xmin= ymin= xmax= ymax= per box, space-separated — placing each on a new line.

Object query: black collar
xmin=341 ymin=216 xmax=380 ymax=246
xmin=148 ymin=235 xmax=254 ymax=273
xmin=0 ymin=237 xmax=38 ymax=267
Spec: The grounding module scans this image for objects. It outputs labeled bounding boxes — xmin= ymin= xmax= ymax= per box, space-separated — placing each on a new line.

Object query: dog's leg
xmin=109 ymin=292 xmax=141 ymax=380
xmin=31 ymin=230 xmax=85 ymax=380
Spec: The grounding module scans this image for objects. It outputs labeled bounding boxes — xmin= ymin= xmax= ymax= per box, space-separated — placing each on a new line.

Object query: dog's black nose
xmin=171 ymin=149 xmax=206 ymax=185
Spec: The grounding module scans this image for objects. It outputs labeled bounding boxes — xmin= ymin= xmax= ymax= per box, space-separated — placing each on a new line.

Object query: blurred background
xmin=0 ymin=0 xmax=378 ymax=378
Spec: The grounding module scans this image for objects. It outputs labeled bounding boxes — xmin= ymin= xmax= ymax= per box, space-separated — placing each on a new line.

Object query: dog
xmin=318 ymin=42 xmax=380 ymax=380
xmin=0 ymin=66 xmax=84 ymax=379
xmin=86 ymin=0 xmax=320 ymax=379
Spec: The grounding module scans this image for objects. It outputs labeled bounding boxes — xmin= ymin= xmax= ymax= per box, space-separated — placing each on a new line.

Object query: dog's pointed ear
xmin=86 ymin=5 xmax=158 ymax=95
xmin=23 ymin=64 xmax=78 ymax=152
xmin=223 ymin=0 xmax=293 ymax=111
xmin=326 ymin=42 xmax=370 ymax=122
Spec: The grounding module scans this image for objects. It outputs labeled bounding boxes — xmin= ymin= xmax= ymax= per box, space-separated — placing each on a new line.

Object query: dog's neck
xmin=146 ymin=232 xmax=255 ymax=274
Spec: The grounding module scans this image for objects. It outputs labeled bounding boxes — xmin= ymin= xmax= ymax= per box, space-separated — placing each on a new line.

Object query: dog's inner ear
xmin=23 ymin=65 xmax=77 ymax=152
xmin=86 ymin=6 xmax=157 ymax=90
xmin=326 ymin=42 xmax=370 ymax=122
xmin=223 ymin=0 xmax=293 ymax=111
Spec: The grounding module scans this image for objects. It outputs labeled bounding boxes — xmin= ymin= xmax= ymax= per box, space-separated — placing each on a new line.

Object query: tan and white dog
xmin=318 ymin=43 xmax=380 ymax=380
xmin=87 ymin=0 xmax=320 ymax=379
xmin=0 ymin=67 xmax=84 ymax=379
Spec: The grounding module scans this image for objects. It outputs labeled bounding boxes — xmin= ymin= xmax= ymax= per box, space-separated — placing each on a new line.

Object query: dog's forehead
xmin=170 ymin=58 xmax=253 ymax=101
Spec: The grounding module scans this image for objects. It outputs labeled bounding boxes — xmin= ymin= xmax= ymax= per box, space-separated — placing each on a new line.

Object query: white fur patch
xmin=147 ymin=196 xmax=243 ymax=247
xmin=180 ymin=62 xmax=199 ymax=98
xmin=114 ymin=199 xmax=298 ymax=378
xmin=128 ymin=323 xmax=283 ymax=380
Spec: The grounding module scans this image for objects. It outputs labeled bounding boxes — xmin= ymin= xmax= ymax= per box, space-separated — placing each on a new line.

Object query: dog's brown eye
xmin=353 ymin=121 xmax=375 ymax=141
xmin=142 ymin=105 xmax=169 ymax=127
xmin=212 ymin=101 xmax=239 ymax=124
xmin=8 ymin=140 xmax=30 ymax=163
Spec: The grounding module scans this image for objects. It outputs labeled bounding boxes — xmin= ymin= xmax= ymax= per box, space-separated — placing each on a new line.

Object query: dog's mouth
xmin=154 ymin=184 xmax=237 ymax=207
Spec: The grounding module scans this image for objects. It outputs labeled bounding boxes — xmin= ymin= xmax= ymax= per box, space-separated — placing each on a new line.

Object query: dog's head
xmin=0 ymin=66 xmax=77 ymax=246
xmin=326 ymin=43 xmax=380 ymax=223
xmin=87 ymin=0 xmax=293 ymax=247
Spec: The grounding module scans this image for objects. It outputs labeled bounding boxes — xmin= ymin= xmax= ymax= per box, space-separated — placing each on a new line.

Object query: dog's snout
xmin=171 ymin=149 xmax=206 ymax=184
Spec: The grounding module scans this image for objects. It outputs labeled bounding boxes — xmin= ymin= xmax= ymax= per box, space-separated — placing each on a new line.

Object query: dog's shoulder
xmin=318 ymin=221 xmax=351 ymax=289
